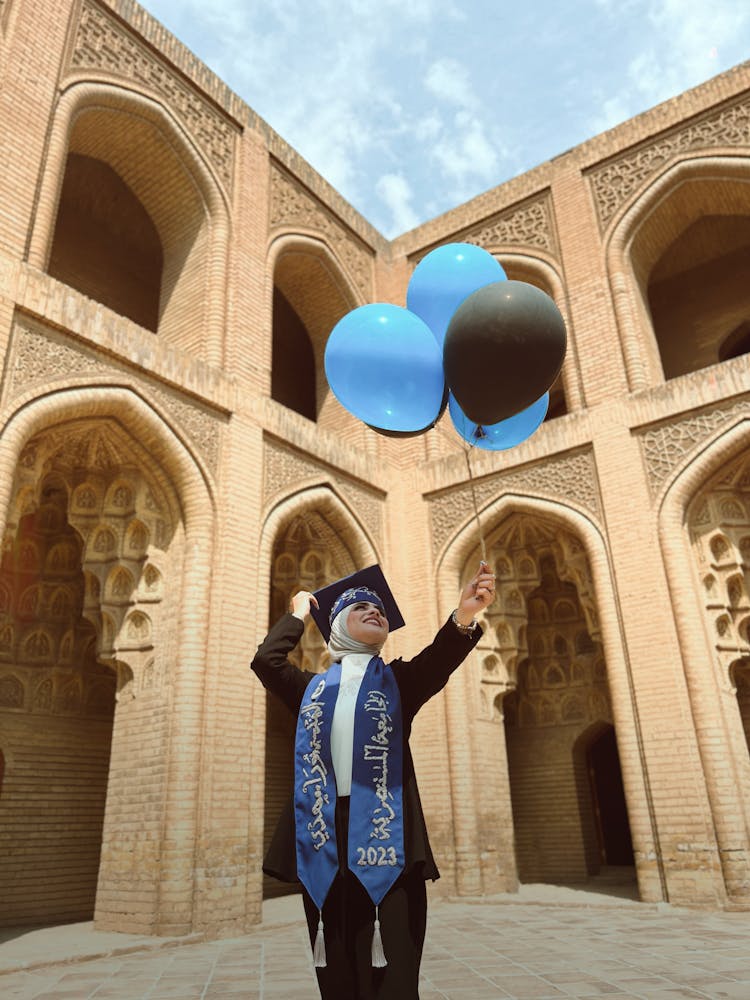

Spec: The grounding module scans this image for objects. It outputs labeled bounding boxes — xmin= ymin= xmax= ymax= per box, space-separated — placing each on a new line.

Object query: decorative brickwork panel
xmin=264 ymin=438 xmax=383 ymax=547
xmin=463 ymin=193 xmax=557 ymax=256
xmin=270 ymin=165 xmax=374 ymax=301
xmin=70 ymin=0 xmax=237 ymax=191
xmin=8 ymin=318 xmax=221 ymax=474
xmin=638 ymin=398 xmax=750 ymax=497
xmin=588 ymin=95 xmax=750 ymax=230
xmin=428 ymin=450 xmax=601 ymax=555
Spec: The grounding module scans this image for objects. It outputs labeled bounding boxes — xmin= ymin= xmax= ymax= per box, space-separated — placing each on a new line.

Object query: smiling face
xmin=346 ymin=600 xmax=389 ymax=646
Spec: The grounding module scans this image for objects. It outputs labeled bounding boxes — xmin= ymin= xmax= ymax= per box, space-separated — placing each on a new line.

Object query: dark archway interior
xmin=647 ymin=214 xmax=750 ymax=380
xmin=271 ymin=287 xmax=317 ymax=421
xmin=585 ymin=725 xmax=634 ymax=867
xmin=48 ymin=154 xmax=163 ymax=331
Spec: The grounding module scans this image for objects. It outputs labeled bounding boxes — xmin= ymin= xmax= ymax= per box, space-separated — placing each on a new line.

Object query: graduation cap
xmin=310 ymin=564 xmax=405 ymax=642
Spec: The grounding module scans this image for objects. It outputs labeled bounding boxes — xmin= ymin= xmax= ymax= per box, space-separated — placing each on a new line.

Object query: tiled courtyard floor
xmin=2 ymin=887 xmax=749 ymax=999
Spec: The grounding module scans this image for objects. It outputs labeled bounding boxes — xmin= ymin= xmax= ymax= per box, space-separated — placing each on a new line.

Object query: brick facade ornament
xmin=0 ymin=672 xmax=24 ymax=708
xmin=9 ymin=318 xmax=222 ymax=474
xmin=427 ymin=449 xmax=601 ymax=555
xmin=264 ymin=438 xmax=384 ymax=547
xmin=70 ymin=0 xmax=237 ymax=192
xmin=638 ymin=397 xmax=750 ymax=497
xmin=463 ymin=193 xmax=557 ymax=256
xmin=588 ymin=94 xmax=750 ymax=230
xmin=270 ymin=165 xmax=374 ymax=301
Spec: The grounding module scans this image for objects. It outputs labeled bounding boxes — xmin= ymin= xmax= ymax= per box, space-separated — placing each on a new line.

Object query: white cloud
xmin=375 ymin=173 xmax=420 ymax=236
xmin=414 ymin=111 xmax=443 ymax=142
xmin=589 ymin=0 xmax=750 ymax=134
xmin=144 ymin=0 xmax=750 ymax=239
xmin=432 ymin=115 xmax=500 ymax=189
xmin=424 ymin=58 xmax=477 ymax=110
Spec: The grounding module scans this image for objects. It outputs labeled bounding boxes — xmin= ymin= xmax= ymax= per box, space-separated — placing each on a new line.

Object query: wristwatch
xmin=451 ymin=609 xmax=478 ymax=635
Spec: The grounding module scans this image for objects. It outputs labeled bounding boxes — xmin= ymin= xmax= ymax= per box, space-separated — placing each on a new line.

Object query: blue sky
xmin=141 ymin=0 xmax=749 ymax=238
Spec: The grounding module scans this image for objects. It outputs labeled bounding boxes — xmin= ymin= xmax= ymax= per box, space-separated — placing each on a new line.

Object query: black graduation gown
xmin=251 ymin=611 xmax=482 ymax=884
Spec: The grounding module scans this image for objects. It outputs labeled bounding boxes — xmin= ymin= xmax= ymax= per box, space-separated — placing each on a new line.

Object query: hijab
xmin=326 ymin=604 xmax=384 ymax=664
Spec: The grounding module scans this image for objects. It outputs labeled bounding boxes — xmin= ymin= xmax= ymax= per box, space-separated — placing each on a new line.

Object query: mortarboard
xmin=310 ymin=564 xmax=405 ymax=642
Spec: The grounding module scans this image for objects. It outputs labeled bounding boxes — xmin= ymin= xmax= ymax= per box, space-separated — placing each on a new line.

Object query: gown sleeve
xmin=390 ymin=615 xmax=483 ymax=721
xmin=250 ymin=612 xmax=317 ymax=716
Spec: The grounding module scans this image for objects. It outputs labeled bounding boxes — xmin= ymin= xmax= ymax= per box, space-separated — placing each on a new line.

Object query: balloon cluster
xmin=324 ymin=243 xmax=567 ymax=451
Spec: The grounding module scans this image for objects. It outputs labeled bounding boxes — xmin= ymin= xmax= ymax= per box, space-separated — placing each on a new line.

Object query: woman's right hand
xmin=290 ymin=590 xmax=319 ymax=621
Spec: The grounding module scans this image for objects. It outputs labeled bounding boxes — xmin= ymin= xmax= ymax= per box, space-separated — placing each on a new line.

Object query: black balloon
xmin=443 ymin=280 xmax=567 ymax=425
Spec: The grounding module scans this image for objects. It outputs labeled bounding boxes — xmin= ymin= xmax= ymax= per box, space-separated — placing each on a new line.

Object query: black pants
xmin=302 ymin=797 xmax=428 ymax=1000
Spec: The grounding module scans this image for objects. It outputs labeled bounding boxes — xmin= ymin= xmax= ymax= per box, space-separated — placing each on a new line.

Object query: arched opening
xmin=500 ymin=260 xmax=569 ymax=420
xmin=271 ymin=243 xmax=357 ymax=429
xmin=689 ymin=452 xmax=750 ymax=776
xmin=263 ymin=509 xmax=358 ymax=899
xmin=0 ymin=418 xmax=181 ymax=929
xmin=733 ymin=660 xmax=750 ymax=756
xmin=580 ymin=724 xmax=634 ymax=868
xmin=630 ymin=175 xmax=750 ymax=380
xmin=46 ymin=101 xmax=212 ymax=354
xmin=49 ymin=154 xmax=163 ymax=331
xmin=271 ymin=287 xmax=316 ymax=420
xmin=483 ymin=515 xmax=635 ymax=892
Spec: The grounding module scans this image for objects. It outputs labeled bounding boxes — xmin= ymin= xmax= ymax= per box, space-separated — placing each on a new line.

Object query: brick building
xmin=0 ymin=0 xmax=749 ymax=936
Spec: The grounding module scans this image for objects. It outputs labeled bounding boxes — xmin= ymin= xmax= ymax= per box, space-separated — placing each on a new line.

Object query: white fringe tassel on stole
xmin=371 ymin=904 xmax=387 ymax=967
xmin=313 ymin=910 xmax=327 ymax=967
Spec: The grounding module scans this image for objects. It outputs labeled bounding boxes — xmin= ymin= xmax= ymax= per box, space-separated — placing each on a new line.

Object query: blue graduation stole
xmin=294 ymin=657 xmax=404 ymax=966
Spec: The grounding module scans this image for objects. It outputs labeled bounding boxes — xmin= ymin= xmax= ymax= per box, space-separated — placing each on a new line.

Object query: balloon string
xmin=463 ymin=443 xmax=488 ymax=564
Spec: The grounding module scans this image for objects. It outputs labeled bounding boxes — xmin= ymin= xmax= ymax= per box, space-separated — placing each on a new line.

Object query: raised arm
xmin=250 ymin=591 xmax=320 ymax=715
xmin=392 ymin=561 xmax=495 ymax=718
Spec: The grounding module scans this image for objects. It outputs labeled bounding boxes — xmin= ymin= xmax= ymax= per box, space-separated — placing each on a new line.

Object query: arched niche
xmin=660 ymin=417 xmax=750 ymax=901
xmin=607 ymin=157 xmax=750 ymax=388
xmin=256 ymin=485 xmax=378 ymax=900
xmin=269 ymin=237 xmax=361 ymax=430
xmin=498 ymin=253 xmax=582 ymax=419
xmin=0 ymin=386 xmax=214 ymax=934
xmin=31 ymin=84 xmax=229 ymax=364
xmin=49 ymin=153 xmax=164 ymax=330
xmin=471 ymin=513 xmax=627 ymax=886
xmin=435 ymin=492 xmax=652 ymax=900
xmin=0 ymin=418 xmax=180 ymax=928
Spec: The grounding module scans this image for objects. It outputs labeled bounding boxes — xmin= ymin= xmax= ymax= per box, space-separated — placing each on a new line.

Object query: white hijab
xmin=326 ymin=604 xmax=384 ymax=663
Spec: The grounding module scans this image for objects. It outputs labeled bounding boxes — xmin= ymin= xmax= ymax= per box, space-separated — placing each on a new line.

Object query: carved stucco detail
xmin=264 ymin=440 xmax=383 ymax=547
xmin=428 ymin=450 xmax=600 ymax=555
xmin=589 ymin=94 xmax=750 ymax=230
xmin=464 ymin=194 xmax=556 ymax=256
xmin=269 ymin=166 xmax=374 ymax=301
xmin=0 ymin=667 xmax=115 ymax=716
xmin=8 ymin=318 xmax=221 ymax=473
xmin=70 ymin=0 xmax=237 ymax=191
xmin=639 ymin=398 xmax=750 ymax=497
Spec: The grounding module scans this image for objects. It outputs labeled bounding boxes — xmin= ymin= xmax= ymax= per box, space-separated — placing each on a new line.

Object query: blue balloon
xmin=449 ymin=391 xmax=549 ymax=451
xmin=325 ymin=304 xmax=445 ymax=433
xmin=407 ymin=243 xmax=506 ymax=347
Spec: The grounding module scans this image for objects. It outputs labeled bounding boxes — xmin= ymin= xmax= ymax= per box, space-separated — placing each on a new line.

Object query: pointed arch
xmin=436 ymin=490 xmax=660 ymax=900
xmin=0 ymin=384 xmax=216 ymax=933
xmin=497 ymin=253 xmax=582 ymax=416
xmin=267 ymin=234 xmax=362 ymax=428
xmin=29 ymin=81 xmax=230 ymax=364
xmin=659 ymin=415 xmax=750 ymax=901
xmin=254 ymin=481 xmax=379 ymax=898
xmin=606 ymin=155 xmax=750 ymax=390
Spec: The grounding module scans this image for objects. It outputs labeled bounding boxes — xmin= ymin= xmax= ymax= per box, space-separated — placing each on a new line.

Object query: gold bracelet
xmin=451 ymin=609 xmax=477 ymax=635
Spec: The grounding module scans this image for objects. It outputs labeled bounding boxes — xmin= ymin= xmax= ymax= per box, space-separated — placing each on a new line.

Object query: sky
xmin=141 ymin=0 xmax=750 ymax=239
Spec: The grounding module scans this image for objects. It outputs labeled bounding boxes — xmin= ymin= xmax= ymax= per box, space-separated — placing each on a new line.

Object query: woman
xmin=251 ymin=561 xmax=495 ymax=999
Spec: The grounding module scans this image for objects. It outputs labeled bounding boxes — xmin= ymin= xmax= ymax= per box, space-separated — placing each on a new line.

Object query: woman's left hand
xmin=456 ymin=561 xmax=495 ymax=625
